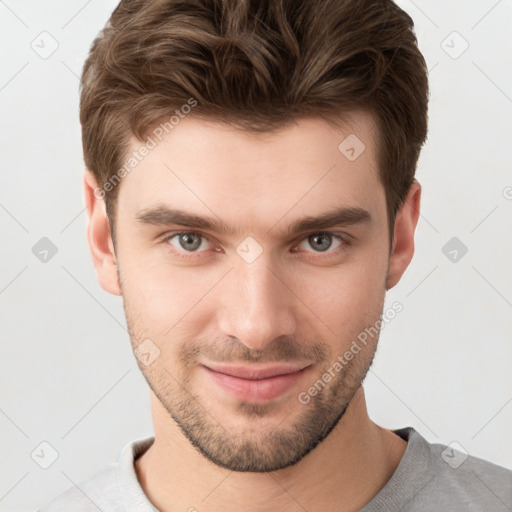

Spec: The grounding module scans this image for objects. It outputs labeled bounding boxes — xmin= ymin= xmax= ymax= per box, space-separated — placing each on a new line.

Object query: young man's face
xmin=86 ymin=111 xmax=419 ymax=472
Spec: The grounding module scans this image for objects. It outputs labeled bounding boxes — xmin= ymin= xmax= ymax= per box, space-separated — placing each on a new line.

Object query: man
xmin=38 ymin=0 xmax=512 ymax=510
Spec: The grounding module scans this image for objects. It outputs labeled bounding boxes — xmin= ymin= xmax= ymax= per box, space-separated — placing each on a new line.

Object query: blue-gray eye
xmin=298 ymin=233 xmax=342 ymax=253
xmin=168 ymin=233 xmax=210 ymax=252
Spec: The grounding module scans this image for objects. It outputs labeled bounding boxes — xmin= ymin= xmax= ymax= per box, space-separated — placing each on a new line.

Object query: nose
xmin=216 ymin=256 xmax=297 ymax=352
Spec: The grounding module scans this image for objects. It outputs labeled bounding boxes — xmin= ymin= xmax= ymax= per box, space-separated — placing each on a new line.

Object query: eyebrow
xmin=135 ymin=205 xmax=371 ymax=237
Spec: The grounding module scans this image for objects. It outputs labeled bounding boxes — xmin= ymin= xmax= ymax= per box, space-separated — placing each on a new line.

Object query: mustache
xmin=180 ymin=335 xmax=329 ymax=366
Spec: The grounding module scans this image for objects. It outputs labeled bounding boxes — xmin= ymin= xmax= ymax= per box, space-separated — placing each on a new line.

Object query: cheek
xmin=119 ymin=253 xmax=226 ymax=337
xmin=291 ymin=248 xmax=388 ymax=338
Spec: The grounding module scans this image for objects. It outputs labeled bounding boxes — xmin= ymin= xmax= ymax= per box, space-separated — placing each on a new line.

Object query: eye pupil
xmin=309 ymin=233 xmax=332 ymax=252
xmin=179 ymin=233 xmax=202 ymax=251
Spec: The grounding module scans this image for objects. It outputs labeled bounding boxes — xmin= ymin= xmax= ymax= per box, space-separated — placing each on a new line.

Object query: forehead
xmin=116 ymin=112 xmax=385 ymax=233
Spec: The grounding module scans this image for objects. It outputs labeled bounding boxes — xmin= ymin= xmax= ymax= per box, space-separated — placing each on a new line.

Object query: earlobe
xmin=83 ymin=170 xmax=122 ymax=296
xmin=385 ymin=180 xmax=421 ymax=290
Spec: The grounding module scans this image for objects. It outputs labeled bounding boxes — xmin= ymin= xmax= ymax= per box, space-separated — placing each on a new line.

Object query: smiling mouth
xmin=200 ymin=363 xmax=312 ymax=403
xmin=202 ymin=362 xmax=311 ymax=379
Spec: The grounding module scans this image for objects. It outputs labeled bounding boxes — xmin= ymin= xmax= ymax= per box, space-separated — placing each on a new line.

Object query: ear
xmin=83 ymin=170 xmax=121 ymax=296
xmin=386 ymin=180 xmax=421 ymax=290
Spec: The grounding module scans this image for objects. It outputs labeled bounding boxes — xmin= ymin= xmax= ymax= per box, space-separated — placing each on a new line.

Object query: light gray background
xmin=1 ymin=1 xmax=511 ymax=511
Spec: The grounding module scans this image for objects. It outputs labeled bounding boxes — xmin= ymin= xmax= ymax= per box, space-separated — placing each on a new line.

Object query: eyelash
xmin=160 ymin=230 xmax=350 ymax=260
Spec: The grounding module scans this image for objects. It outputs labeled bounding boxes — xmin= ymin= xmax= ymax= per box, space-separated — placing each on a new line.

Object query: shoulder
xmin=35 ymin=436 xmax=155 ymax=512
xmin=35 ymin=465 xmax=120 ymax=512
xmin=405 ymin=428 xmax=512 ymax=510
xmin=364 ymin=427 xmax=512 ymax=511
xmin=426 ymin=438 xmax=512 ymax=505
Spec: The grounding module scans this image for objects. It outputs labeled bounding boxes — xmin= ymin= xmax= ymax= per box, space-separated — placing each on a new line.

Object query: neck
xmin=135 ymin=387 xmax=407 ymax=512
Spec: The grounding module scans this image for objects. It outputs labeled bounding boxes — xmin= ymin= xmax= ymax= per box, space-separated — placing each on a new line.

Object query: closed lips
xmin=202 ymin=364 xmax=311 ymax=380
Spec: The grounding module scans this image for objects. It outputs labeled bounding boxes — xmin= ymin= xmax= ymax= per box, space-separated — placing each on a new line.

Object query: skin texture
xmin=84 ymin=112 xmax=420 ymax=512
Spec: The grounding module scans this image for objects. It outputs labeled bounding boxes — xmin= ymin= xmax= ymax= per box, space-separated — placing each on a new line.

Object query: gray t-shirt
xmin=36 ymin=427 xmax=512 ymax=511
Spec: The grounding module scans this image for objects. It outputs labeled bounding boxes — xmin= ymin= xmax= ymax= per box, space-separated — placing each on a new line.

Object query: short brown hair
xmin=80 ymin=0 xmax=429 ymax=242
